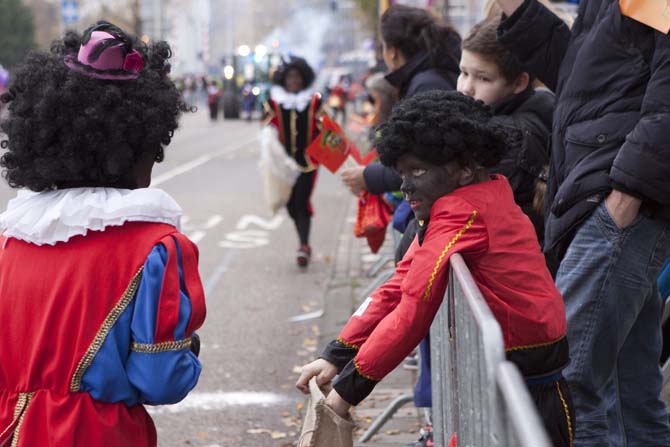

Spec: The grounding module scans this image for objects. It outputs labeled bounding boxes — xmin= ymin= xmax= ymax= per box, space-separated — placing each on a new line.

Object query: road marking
xmin=235 ymin=214 xmax=284 ymax=231
xmin=188 ymin=231 xmax=206 ymax=244
xmin=288 ymin=309 xmax=324 ymax=322
xmin=150 ymin=137 xmax=258 ymax=187
xmin=219 ymin=230 xmax=269 ymax=249
xmin=183 ymin=214 xmax=224 ymax=244
xmin=147 ymin=391 xmax=286 ymax=414
xmin=204 ymin=249 xmax=238 ymax=297
xmin=205 ymin=215 xmax=224 ymax=229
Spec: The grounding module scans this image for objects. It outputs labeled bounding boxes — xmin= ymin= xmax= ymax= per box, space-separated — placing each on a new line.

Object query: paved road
xmin=0 ymin=110 xmax=353 ymax=446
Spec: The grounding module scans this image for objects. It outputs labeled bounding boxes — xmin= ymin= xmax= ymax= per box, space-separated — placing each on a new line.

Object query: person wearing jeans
xmin=495 ymin=0 xmax=670 ymax=445
xmin=556 ymin=202 xmax=670 ymax=444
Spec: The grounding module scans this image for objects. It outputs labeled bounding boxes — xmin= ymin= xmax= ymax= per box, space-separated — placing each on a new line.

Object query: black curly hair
xmin=272 ymin=56 xmax=315 ymax=89
xmin=0 ymin=21 xmax=190 ymax=191
xmin=376 ymin=90 xmax=515 ymax=169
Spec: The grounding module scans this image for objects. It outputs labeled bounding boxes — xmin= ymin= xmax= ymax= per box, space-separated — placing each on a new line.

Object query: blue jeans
xmin=557 ymin=202 xmax=670 ymax=446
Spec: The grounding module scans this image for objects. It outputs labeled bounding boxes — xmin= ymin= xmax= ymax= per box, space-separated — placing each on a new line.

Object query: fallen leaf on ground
xmin=385 ymin=429 xmax=401 ymax=435
xmin=270 ymin=431 xmax=288 ymax=439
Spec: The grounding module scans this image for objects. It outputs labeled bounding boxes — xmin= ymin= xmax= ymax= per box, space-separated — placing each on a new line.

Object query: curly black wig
xmin=0 ymin=21 xmax=190 ymax=191
xmin=376 ymin=90 xmax=516 ymax=169
xmin=272 ymin=56 xmax=315 ymax=89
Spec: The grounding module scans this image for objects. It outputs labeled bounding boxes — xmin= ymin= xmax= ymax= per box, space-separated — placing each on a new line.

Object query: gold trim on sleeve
xmin=336 ymin=337 xmax=360 ymax=351
xmin=9 ymin=392 xmax=34 ymax=447
xmin=353 ymin=359 xmax=380 ymax=382
xmin=69 ymin=268 xmax=144 ymax=392
xmin=131 ymin=338 xmax=192 ymax=353
xmin=422 ymin=211 xmax=478 ymax=301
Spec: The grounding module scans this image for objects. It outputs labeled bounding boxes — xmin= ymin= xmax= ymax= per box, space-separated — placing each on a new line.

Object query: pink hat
xmin=64 ymin=29 xmax=144 ymax=80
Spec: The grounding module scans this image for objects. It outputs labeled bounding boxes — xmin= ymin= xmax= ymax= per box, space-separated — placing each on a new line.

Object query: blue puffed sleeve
xmin=125 ymin=242 xmax=203 ymax=405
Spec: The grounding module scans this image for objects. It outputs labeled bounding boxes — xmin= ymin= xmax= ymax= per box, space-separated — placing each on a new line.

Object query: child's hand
xmin=295 ymin=359 xmax=338 ymax=394
xmin=325 ymin=389 xmax=352 ymax=417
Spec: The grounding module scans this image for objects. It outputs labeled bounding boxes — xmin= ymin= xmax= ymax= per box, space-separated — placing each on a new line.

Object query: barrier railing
xmin=431 ymin=254 xmax=551 ymax=447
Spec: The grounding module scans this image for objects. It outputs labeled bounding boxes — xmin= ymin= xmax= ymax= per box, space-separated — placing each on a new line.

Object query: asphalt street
xmin=0 ymin=110 xmax=354 ymax=446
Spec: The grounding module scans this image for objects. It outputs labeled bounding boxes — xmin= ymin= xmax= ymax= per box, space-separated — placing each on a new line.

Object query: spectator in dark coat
xmin=458 ymin=16 xmax=552 ymax=245
xmin=340 ymin=4 xmax=461 ymax=200
xmin=496 ymin=1 xmax=670 ymax=445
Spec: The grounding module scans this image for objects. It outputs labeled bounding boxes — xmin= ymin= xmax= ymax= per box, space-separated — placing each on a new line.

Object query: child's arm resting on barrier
xmin=321 ymin=247 xmax=415 ymax=370
xmin=296 ymin=247 xmax=414 ymax=393
xmin=332 ymin=206 xmax=488 ymax=405
xmin=126 ymin=234 xmax=207 ymax=405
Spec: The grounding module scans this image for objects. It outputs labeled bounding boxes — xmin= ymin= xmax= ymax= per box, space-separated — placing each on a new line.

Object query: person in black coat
xmin=340 ymin=4 xmax=461 ymax=200
xmin=458 ymin=16 xmax=552 ymax=245
xmin=496 ymin=1 xmax=670 ymax=445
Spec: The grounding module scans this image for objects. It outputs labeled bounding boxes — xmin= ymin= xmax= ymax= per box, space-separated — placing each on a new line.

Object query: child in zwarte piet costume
xmin=0 ymin=22 xmax=205 ymax=446
xmin=297 ymin=91 xmax=574 ymax=447
xmin=262 ymin=56 xmax=323 ymax=267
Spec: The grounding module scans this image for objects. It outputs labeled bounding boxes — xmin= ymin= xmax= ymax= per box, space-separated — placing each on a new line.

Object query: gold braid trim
xmin=131 ymin=338 xmax=192 ymax=353
xmin=70 ymin=268 xmax=144 ymax=392
xmin=505 ymin=335 xmax=566 ymax=352
xmin=10 ymin=392 xmax=34 ymax=447
xmin=336 ymin=337 xmax=360 ymax=351
xmin=556 ymin=381 xmax=573 ymax=447
xmin=353 ymin=360 xmax=380 ymax=382
xmin=422 ymin=211 xmax=478 ymax=301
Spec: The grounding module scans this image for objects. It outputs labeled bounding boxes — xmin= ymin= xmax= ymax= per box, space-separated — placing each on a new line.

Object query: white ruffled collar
xmin=270 ymin=85 xmax=315 ymax=112
xmin=0 ymin=188 xmax=182 ymax=246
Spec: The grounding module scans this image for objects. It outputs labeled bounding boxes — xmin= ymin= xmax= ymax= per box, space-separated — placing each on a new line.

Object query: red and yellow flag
xmin=306 ymin=114 xmax=358 ymax=173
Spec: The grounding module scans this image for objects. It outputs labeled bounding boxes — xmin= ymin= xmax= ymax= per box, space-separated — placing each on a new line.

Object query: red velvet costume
xmin=322 ymin=176 xmax=568 ymax=404
xmin=0 ymin=222 xmax=205 ymax=446
xmin=264 ymin=93 xmax=322 ymax=172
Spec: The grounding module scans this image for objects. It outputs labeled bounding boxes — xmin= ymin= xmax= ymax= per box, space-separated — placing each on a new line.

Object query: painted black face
xmin=396 ymin=153 xmax=461 ymax=221
xmin=285 ymin=68 xmax=304 ymax=93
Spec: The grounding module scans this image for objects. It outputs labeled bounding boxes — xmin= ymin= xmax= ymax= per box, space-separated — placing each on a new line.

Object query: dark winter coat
xmin=363 ymin=50 xmax=461 ymax=194
xmin=499 ymin=0 xmax=670 ymax=259
xmin=491 ymin=86 xmax=554 ymax=242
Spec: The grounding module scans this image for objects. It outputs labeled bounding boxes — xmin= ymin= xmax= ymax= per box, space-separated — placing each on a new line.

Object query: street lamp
xmin=237 ymin=45 xmax=251 ymax=57
xmin=254 ymin=44 xmax=268 ymax=58
xmin=223 ymin=65 xmax=235 ymax=80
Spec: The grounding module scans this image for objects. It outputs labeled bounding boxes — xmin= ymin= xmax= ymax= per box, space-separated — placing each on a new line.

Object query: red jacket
xmin=0 ymin=222 xmax=205 ymax=446
xmin=324 ymin=176 xmax=567 ymax=404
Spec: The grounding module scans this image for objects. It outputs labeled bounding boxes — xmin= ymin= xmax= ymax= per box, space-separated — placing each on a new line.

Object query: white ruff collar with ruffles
xmin=0 ymin=187 xmax=182 ymax=246
xmin=270 ymin=85 xmax=316 ymax=112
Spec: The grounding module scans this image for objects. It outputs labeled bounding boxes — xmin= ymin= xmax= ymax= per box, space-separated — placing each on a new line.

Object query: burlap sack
xmin=298 ymin=378 xmax=356 ymax=447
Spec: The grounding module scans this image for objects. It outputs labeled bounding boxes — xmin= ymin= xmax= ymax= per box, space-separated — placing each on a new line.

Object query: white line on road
xmin=204 ymin=249 xmax=238 ymax=297
xmin=205 ymin=215 xmax=224 ymax=229
xmin=150 ymin=137 xmax=258 ymax=187
xmin=235 ymin=214 xmax=284 ymax=231
xmin=288 ymin=309 xmax=324 ymax=322
xmin=188 ymin=231 xmax=206 ymax=244
xmin=147 ymin=391 xmax=286 ymax=414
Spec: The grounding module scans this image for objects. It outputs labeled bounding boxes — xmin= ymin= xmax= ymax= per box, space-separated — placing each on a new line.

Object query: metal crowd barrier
xmin=430 ymin=254 xmax=551 ymax=447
